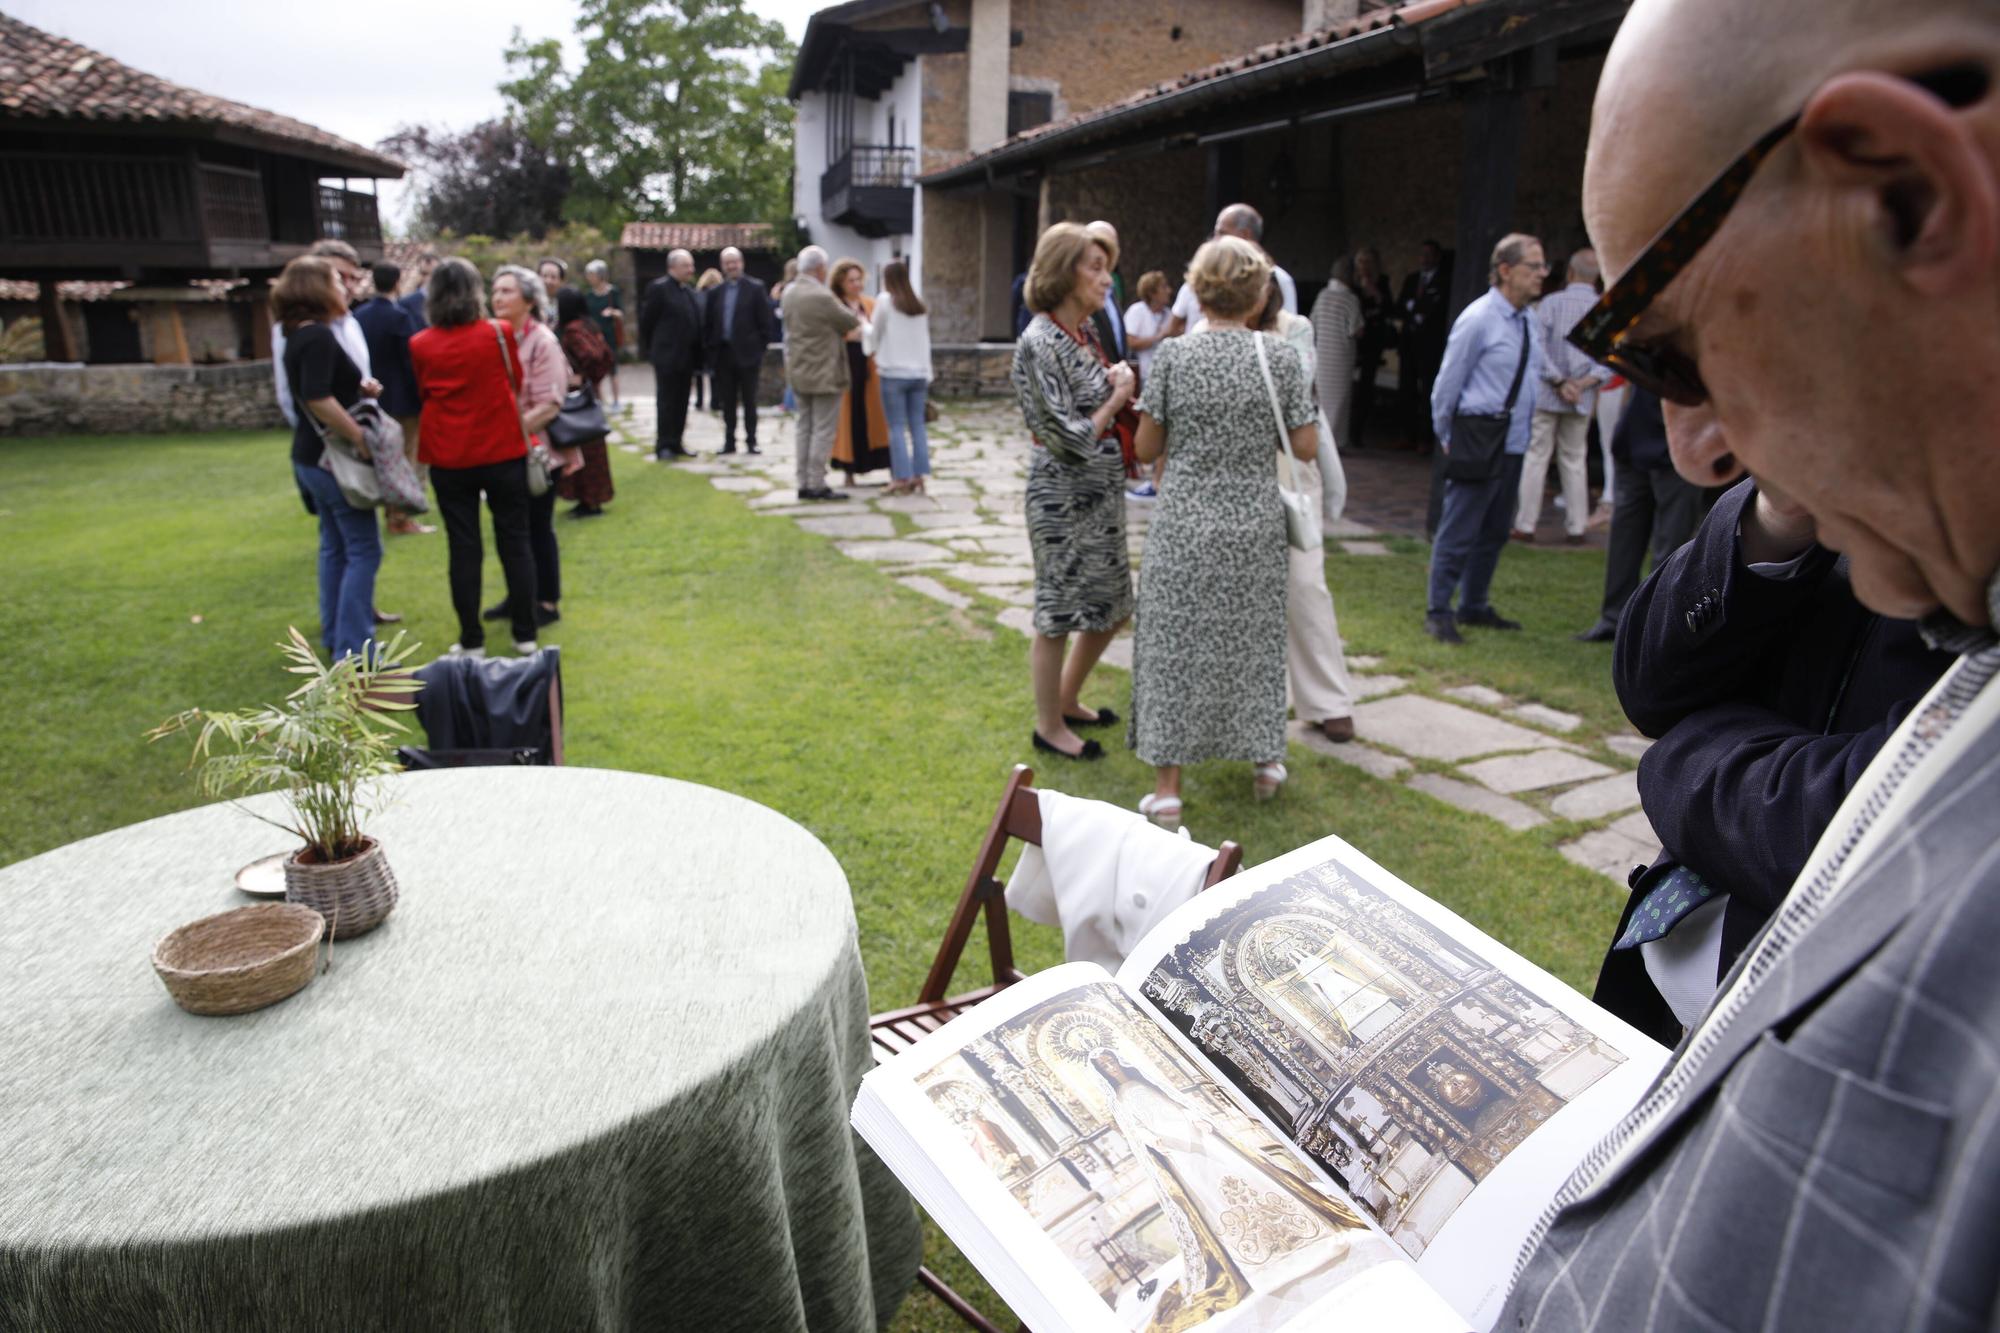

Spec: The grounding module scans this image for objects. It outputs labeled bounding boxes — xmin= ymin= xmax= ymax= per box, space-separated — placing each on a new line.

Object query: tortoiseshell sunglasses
xmin=1567 ymin=64 xmax=1990 ymax=406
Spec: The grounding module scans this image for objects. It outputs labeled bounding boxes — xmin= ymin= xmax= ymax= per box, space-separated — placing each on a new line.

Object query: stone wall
xmin=932 ymin=343 xmax=1017 ymax=397
xmin=1009 ymin=0 xmax=1302 ymax=118
xmin=1039 ymin=149 xmax=1209 ymax=297
xmin=0 ymin=361 xmax=282 ymax=436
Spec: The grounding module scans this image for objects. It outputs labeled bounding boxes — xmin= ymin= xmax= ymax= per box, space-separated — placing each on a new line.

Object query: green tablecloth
xmin=0 ymin=767 xmax=919 ymax=1330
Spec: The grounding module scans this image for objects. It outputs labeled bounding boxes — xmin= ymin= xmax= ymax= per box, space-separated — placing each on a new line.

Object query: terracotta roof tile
xmin=0 ymin=14 xmax=402 ymax=176
xmin=0 ymin=278 xmax=244 ymax=302
xmin=620 ymin=222 xmax=779 ymax=252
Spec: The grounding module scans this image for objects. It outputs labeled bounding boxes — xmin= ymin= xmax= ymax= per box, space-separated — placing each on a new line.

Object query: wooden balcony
xmin=0 ymin=152 xmax=382 ymax=275
xmin=820 ymin=145 xmax=914 ymax=239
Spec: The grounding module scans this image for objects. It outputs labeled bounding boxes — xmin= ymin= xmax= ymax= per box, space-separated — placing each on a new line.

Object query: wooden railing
xmin=199 ymin=163 xmax=268 ymax=241
xmin=0 ymin=154 xmax=199 ymax=243
xmin=315 ymin=184 xmax=382 ymax=248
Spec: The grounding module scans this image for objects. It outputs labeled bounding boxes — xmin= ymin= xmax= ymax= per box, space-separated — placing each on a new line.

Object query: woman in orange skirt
xmin=828 ymin=258 xmax=890 ymax=487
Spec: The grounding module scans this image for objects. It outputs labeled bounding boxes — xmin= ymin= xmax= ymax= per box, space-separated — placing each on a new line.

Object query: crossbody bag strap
xmin=1253 ymin=332 xmax=1302 ymax=478
xmin=492 ymin=319 xmax=534 ymax=452
xmin=1502 ymin=314 xmax=1531 ymax=412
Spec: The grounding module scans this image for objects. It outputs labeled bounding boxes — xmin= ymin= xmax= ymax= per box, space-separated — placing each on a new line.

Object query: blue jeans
xmin=293 ymin=461 xmax=382 ymax=661
xmin=879 ymin=376 xmax=931 ymax=481
xmin=1428 ymin=452 xmax=1523 ymax=615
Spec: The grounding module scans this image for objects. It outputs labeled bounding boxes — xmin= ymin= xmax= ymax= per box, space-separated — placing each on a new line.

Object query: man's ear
xmin=1795 ymin=69 xmax=1999 ymax=295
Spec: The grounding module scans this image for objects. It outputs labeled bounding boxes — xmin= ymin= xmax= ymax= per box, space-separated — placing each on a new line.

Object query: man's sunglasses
xmin=1567 ymin=64 xmax=1990 ymax=406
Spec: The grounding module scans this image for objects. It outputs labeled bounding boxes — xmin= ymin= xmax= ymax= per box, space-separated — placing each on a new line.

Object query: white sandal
xmin=1138 ymin=793 xmax=1183 ymax=829
xmin=1253 ymin=762 xmax=1288 ymax=800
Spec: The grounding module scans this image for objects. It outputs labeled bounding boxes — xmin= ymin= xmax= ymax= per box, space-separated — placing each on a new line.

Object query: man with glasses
xmin=1500 ymin=1 xmax=2000 ymax=1326
xmin=1421 ymin=233 xmax=1546 ymax=645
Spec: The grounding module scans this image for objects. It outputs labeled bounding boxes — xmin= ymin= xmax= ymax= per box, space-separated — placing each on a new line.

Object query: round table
xmin=0 ymin=767 xmax=919 ymax=1330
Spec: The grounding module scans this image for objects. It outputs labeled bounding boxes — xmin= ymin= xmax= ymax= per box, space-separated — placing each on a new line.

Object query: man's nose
xmin=1664 ymin=400 xmax=1746 ymax=488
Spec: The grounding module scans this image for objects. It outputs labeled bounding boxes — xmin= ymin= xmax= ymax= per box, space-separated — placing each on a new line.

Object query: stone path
xmin=613 ymin=396 xmax=1657 ymax=887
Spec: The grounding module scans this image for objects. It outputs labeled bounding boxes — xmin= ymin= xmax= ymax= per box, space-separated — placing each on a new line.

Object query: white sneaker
xmin=447 ymin=644 xmax=487 ymax=659
xmin=514 ymin=640 xmax=539 ymax=655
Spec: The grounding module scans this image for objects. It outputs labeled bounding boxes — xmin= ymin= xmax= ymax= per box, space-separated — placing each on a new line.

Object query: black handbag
xmin=547 ymin=383 xmax=610 ymax=447
xmin=1445 ymin=316 xmax=1531 ymax=483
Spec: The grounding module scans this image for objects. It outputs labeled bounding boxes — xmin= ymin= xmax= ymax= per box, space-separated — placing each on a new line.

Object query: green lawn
xmin=2 ymin=425 xmax=1629 ymax=1332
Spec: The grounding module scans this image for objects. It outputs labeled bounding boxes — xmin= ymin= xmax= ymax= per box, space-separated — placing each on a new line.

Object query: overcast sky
xmin=8 ymin=0 xmax=826 ymax=228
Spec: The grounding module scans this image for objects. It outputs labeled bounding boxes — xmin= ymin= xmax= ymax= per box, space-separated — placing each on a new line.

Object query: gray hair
xmin=1216 ymin=203 xmax=1264 ymax=241
xmin=495 ymin=263 xmax=551 ymax=321
xmin=1567 ymin=247 xmax=1602 ymax=285
xmin=585 ymin=259 xmax=609 ymax=278
xmin=425 ymin=257 xmax=486 ymax=328
xmin=797 ymin=245 xmax=829 ymax=277
xmin=720 ymin=246 xmax=743 ymax=262
xmin=1489 ymin=233 xmax=1542 ymax=284
xmin=1329 ymin=253 xmax=1356 ymax=288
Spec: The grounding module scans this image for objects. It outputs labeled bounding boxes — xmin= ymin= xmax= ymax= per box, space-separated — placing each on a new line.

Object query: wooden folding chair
xmin=868 ymin=763 xmax=1243 ymax=1333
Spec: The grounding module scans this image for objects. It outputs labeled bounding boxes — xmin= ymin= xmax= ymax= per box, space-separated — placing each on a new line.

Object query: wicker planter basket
xmin=285 ymin=837 xmax=399 ymax=939
xmin=153 ymin=902 xmax=325 ymax=1016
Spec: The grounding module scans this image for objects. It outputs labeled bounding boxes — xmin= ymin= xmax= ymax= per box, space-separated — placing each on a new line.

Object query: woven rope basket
xmin=285 ymin=837 xmax=399 ymax=939
xmin=153 ymin=902 xmax=324 ymax=1016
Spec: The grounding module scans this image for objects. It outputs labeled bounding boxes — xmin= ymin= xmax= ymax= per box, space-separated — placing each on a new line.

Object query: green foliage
xmin=430 ymin=221 xmax=622 ymax=280
xmin=147 ymin=628 xmax=421 ymax=861
xmin=378 ymin=118 xmax=572 ymax=240
xmin=502 ymin=0 xmax=798 ymax=232
xmin=0 ymin=315 xmax=44 ymax=363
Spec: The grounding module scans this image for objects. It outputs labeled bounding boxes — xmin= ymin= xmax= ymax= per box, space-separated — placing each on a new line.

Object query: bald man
xmin=703 ymin=246 xmax=777 ymax=454
xmin=1164 ymin=203 xmax=1297 ymax=337
xmin=1501 ymin=3 xmax=2000 ymax=1328
xmin=638 ymin=248 xmax=703 ymax=459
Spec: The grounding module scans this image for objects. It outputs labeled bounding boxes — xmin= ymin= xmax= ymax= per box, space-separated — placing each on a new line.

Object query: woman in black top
xmin=275 ymin=255 xmax=383 ymax=663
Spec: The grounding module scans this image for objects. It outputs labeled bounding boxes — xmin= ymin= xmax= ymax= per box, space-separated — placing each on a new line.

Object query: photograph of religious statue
xmin=1140 ymin=861 xmax=1629 ymax=1259
xmin=916 ymin=981 xmax=1398 ymax=1331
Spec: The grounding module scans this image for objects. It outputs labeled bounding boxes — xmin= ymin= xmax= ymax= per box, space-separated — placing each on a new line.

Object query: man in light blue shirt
xmin=1425 ymin=233 xmax=1548 ymax=643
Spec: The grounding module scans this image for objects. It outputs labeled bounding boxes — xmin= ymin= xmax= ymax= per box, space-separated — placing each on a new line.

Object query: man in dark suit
xmin=637 ymin=247 xmax=702 ymax=460
xmin=1573 ymin=387 xmax=1705 ymax=642
xmin=1395 ymin=239 xmax=1450 ymax=448
xmin=702 ymin=246 xmax=777 ymax=454
xmin=1592 ymin=475 xmax=1955 ymax=1045
xmin=1500 ymin=0 xmax=2000 ymax=1326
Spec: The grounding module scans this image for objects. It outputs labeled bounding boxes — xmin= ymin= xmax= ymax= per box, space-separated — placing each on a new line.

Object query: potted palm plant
xmin=151 ymin=628 xmax=421 ymax=939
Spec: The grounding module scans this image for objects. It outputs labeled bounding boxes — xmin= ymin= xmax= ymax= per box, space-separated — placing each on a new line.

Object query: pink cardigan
xmin=516 ymin=318 xmax=568 ymax=446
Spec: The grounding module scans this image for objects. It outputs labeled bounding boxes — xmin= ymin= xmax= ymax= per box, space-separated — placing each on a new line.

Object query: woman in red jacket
xmin=409 ymin=257 xmax=539 ymax=657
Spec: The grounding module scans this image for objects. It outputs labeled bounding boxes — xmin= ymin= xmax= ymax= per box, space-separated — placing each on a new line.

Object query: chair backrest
xmin=400 ymin=648 xmax=565 ymax=768
xmin=917 ymin=764 xmax=1243 ymax=1004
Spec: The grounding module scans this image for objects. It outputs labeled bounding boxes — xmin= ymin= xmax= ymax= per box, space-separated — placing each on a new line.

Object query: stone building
xmin=789 ymin=0 xmax=1310 ymax=341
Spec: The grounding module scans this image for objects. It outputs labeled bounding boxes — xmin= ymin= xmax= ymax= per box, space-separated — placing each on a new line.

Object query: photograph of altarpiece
xmin=916 ymin=981 xmax=1399 ymax=1332
xmin=1140 ymin=863 xmax=1627 ymax=1258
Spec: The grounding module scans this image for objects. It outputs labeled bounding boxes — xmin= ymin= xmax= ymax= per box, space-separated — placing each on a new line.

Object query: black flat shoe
xmin=1458 ymin=606 xmax=1523 ymax=631
xmin=535 ymin=604 xmax=561 ymax=627
xmin=482 ymin=601 xmax=509 ymax=622
xmin=1032 ymin=731 xmax=1103 ymax=760
xmin=1573 ymin=619 xmax=1618 ymax=643
xmin=1063 ymin=707 xmax=1119 ymax=727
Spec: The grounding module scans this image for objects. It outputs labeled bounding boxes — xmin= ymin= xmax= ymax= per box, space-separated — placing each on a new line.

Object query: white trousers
xmin=1516 ymin=409 xmax=1591 ymax=536
xmin=1284 ymin=456 xmax=1355 ymax=723
xmin=1595 ymin=383 xmax=1628 ymax=506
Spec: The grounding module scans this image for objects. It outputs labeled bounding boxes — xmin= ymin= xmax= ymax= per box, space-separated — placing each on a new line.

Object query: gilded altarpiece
xmin=1141 ymin=863 xmax=1625 ymax=1257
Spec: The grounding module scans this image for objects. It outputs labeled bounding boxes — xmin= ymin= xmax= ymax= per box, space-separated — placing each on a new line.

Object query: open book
xmin=853 ymin=833 xmax=1669 ymax=1333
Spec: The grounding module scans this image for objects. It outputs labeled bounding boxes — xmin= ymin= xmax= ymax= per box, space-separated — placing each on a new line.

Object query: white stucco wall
xmin=792 ymin=60 xmax=924 ymax=303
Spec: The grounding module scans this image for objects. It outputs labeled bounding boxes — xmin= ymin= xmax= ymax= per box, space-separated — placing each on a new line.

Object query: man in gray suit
xmin=1502 ymin=0 xmax=2000 ymax=1327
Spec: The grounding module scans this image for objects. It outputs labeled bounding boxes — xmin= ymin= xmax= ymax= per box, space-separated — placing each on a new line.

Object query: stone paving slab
xmin=1508 ymin=702 xmax=1584 ymax=734
xmin=1610 ymin=810 xmax=1661 ymax=846
xmin=1339 ymin=541 xmax=1392 ymax=557
xmin=1460 ymin=750 xmax=1615 ymax=794
xmin=1349 ymin=655 xmax=1383 ymax=670
xmin=1351 ymin=695 xmax=1560 ymax=762
xmin=979 ymin=537 xmax=1034 ymax=559
xmin=923 ymin=478 xmax=973 ymax=496
xmin=795 ymin=514 xmax=896 ymax=539
xmin=751 ymin=490 xmax=814 ymax=509
xmin=872 ymin=493 xmax=979 ymax=514
xmin=1604 ymin=734 xmax=1656 ymax=761
xmin=1327 ymin=517 xmax=1377 ymax=539
xmin=835 ymin=540 xmax=951 ymax=563
xmin=707 ymin=476 xmax=770 ymax=493
xmin=1549 ymin=770 xmax=1642 ymax=821
xmin=1407 ymin=774 xmax=1548 ymax=831
xmin=991 ymin=585 xmax=1035 ymax=607
xmin=1561 ymin=828 xmax=1660 ymax=883
xmin=897 ymin=576 xmax=972 ymax=610
xmin=905 ymin=524 xmax=1019 ymax=541
xmin=1349 ymin=674 xmax=1407 ymax=701
xmin=750 ymin=505 xmax=829 ymax=518
xmin=944 ymin=564 xmax=1036 ymax=585
xmin=996 ymin=607 xmax=1037 ymax=637
xmin=907 ymin=511 xmax=984 ymax=530
xmin=1445 ymin=685 xmax=1510 ymax=709
xmin=1290 ymin=722 xmax=1412 ymax=779
xmin=1100 ymin=637 xmax=1133 ymax=671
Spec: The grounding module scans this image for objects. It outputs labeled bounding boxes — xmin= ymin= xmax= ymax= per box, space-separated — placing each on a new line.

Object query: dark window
xmin=1007 ymin=91 xmax=1054 ymax=138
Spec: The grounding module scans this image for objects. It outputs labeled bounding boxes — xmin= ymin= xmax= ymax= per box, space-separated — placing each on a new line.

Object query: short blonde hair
xmin=1186 ymin=236 xmax=1272 ymax=321
xmin=1025 ymin=222 xmax=1117 ymax=315
xmin=1136 ymin=270 xmax=1170 ymax=304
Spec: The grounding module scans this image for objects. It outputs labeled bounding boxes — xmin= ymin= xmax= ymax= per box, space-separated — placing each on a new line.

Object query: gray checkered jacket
xmin=1502 ymin=623 xmax=2000 ymax=1332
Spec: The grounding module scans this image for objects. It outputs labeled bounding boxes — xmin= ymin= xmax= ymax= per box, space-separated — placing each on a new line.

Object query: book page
xmin=1115 ymin=834 xmax=1668 ymax=1328
xmin=859 ymin=963 xmax=1466 ymax=1333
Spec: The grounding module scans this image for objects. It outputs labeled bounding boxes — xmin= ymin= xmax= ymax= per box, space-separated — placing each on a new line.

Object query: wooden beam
xmin=147 ymin=303 xmax=192 ymax=366
xmin=1420 ymin=0 xmax=1632 ymax=80
xmin=36 ymin=282 xmax=79 ymax=361
xmin=855 ymin=27 xmax=969 ymax=57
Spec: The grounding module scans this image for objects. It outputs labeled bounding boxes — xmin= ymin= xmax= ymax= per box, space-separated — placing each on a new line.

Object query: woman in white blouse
xmin=1122 ymin=271 xmax=1173 ymax=499
xmin=867 ymin=259 xmax=935 ymax=496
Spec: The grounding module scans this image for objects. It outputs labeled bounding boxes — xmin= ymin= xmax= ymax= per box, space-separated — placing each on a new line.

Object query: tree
xmin=501 ymin=0 xmax=796 ymax=232
xmin=379 ymin=119 xmax=571 ymax=240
